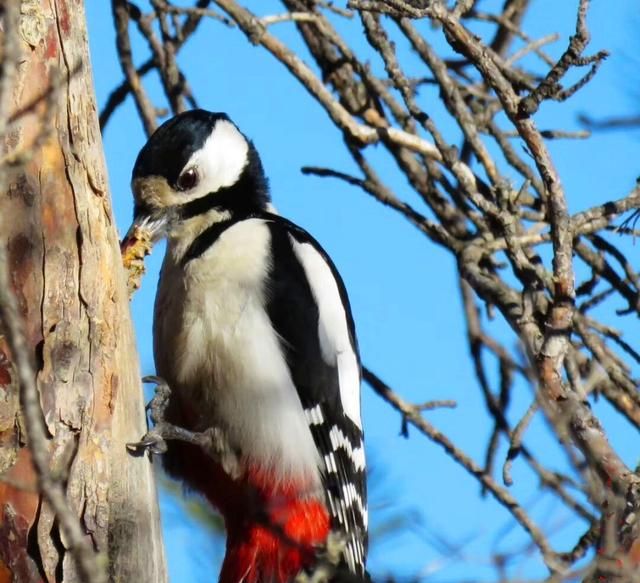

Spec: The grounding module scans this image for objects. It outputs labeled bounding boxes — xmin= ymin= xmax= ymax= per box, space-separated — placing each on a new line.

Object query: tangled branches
xmin=104 ymin=0 xmax=640 ymax=580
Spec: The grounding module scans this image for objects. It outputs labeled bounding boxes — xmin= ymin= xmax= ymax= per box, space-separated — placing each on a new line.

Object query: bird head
xmin=122 ymin=109 xmax=269 ymax=250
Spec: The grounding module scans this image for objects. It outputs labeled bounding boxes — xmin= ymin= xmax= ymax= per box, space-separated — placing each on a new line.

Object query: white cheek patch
xmin=183 ymin=119 xmax=249 ymax=198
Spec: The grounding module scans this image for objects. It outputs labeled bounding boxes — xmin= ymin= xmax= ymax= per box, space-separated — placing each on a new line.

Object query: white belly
xmin=154 ymin=219 xmax=321 ymax=486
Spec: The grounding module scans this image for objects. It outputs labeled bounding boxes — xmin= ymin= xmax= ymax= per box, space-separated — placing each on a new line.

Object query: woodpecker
xmin=123 ymin=110 xmax=367 ymax=583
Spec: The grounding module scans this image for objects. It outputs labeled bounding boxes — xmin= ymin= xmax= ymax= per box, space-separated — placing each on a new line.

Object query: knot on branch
xmin=246 ymin=16 xmax=266 ymax=45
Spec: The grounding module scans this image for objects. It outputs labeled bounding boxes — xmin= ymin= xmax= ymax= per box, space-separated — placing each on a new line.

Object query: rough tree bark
xmin=0 ymin=1 xmax=167 ymax=582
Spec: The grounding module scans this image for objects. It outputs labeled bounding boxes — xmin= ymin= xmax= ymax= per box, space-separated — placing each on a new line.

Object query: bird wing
xmin=261 ymin=213 xmax=367 ymax=575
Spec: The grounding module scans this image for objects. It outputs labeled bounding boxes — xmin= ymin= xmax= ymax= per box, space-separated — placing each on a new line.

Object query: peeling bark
xmin=0 ymin=1 xmax=167 ymax=581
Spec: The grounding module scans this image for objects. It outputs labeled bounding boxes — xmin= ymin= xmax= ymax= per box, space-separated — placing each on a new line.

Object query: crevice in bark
xmin=50 ymin=520 xmax=65 ymax=582
xmin=26 ymin=498 xmax=47 ymax=581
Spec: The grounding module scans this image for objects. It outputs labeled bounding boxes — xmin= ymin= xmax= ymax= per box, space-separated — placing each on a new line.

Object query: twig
xmin=102 ymin=0 xmax=215 ymax=130
xmin=579 ymin=113 xmax=640 ymax=131
xmin=503 ymin=402 xmax=538 ymax=487
xmin=150 ymin=0 xmax=233 ymax=24
xmin=505 ymin=33 xmax=559 ymax=66
xmin=316 ymin=1 xmax=353 ymax=18
xmin=362 ymin=367 xmax=566 ymax=573
xmin=500 ymin=129 xmax=590 ymax=140
xmin=416 ymin=399 xmax=457 ymax=411
xmin=261 ymin=12 xmax=319 ymax=26
xmin=111 ymin=0 xmax=158 ymax=134
xmin=518 ymin=0 xmax=609 ymax=116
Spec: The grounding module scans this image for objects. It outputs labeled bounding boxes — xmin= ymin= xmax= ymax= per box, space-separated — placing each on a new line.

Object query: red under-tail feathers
xmin=220 ymin=466 xmax=330 ymax=583
xmin=170 ymin=443 xmax=330 ymax=583
xmin=221 ymin=498 xmax=330 ymax=583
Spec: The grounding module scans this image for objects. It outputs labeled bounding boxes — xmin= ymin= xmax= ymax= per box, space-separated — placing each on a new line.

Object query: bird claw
xmin=127 ymin=427 xmax=168 ymax=455
xmin=128 ymin=376 xmax=241 ymax=478
xmin=142 ymin=375 xmax=170 ymax=391
xmin=127 ymin=375 xmax=174 ymax=456
xmin=142 ymin=375 xmax=172 ymax=425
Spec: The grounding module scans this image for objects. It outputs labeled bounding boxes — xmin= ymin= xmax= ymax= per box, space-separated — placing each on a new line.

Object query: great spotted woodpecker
xmin=123 ymin=110 xmax=367 ymax=583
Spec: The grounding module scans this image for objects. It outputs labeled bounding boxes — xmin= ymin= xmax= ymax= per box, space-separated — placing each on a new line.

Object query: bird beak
xmin=120 ymin=210 xmax=168 ymax=254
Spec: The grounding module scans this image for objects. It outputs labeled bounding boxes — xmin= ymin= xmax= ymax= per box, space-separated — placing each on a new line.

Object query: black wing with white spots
xmin=262 ymin=213 xmax=367 ymax=575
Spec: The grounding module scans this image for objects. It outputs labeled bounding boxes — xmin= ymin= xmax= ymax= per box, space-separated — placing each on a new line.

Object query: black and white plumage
xmin=125 ymin=110 xmax=367 ymax=578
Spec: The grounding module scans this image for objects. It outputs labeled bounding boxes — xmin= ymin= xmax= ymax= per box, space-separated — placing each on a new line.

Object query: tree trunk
xmin=0 ymin=1 xmax=167 ymax=581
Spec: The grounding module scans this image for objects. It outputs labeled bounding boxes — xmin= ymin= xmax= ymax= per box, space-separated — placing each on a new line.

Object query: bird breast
xmin=154 ymin=218 xmax=322 ymax=488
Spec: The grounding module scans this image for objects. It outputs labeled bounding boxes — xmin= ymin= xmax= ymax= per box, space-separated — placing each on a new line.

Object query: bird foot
xmin=127 ymin=426 xmax=169 ymax=455
xmin=127 ymin=376 xmax=242 ymax=478
xmin=126 ymin=375 xmax=173 ymax=455
xmin=142 ymin=374 xmax=172 ymax=426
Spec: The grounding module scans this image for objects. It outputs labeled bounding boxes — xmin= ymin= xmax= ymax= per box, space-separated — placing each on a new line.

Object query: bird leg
xmin=127 ymin=375 xmax=242 ymax=479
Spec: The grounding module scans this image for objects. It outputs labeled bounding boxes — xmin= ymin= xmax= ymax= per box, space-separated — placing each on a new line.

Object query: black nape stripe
xmin=178 ymin=190 xmax=220 ymax=220
xmin=181 ymin=218 xmax=240 ymax=265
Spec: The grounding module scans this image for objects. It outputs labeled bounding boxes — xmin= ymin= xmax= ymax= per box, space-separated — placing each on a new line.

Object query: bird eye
xmin=177 ymin=167 xmax=199 ymax=191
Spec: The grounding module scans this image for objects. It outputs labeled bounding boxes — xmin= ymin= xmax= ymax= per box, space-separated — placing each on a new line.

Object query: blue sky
xmin=86 ymin=2 xmax=640 ymax=581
